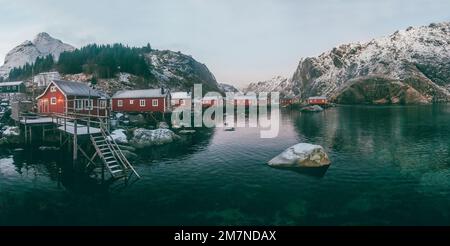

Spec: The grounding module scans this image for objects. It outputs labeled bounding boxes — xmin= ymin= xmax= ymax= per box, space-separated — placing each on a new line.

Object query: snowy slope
xmin=245 ymin=22 xmax=450 ymax=104
xmin=219 ymin=83 xmax=241 ymax=93
xmin=146 ymin=50 xmax=221 ymax=92
xmin=0 ymin=32 xmax=75 ymax=79
xmin=244 ymin=76 xmax=296 ymax=97
xmin=292 ymin=22 xmax=450 ymax=104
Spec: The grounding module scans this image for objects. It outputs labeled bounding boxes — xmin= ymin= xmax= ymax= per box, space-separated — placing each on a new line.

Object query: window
xmin=51 ymin=97 xmax=57 ymax=105
xmin=12 ymin=86 xmax=16 ymax=90
xmin=99 ymin=100 xmax=107 ymax=109
xmin=140 ymin=99 xmax=146 ymax=107
xmin=7 ymin=86 xmax=10 ymax=90
xmin=152 ymin=99 xmax=158 ymax=107
xmin=50 ymin=86 xmax=56 ymax=92
xmin=84 ymin=99 xmax=93 ymax=110
xmin=117 ymin=100 xmax=123 ymax=107
xmin=180 ymin=99 xmax=185 ymax=106
xmin=130 ymin=100 xmax=134 ymax=105
xmin=75 ymin=99 xmax=83 ymax=110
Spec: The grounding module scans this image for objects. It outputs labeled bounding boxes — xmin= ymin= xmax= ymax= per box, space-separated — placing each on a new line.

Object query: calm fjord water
xmin=1 ymin=105 xmax=450 ymax=225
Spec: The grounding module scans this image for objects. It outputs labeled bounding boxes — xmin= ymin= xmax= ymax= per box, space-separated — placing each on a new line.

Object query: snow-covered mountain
xmin=293 ymin=22 xmax=450 ymax=104
xmin=0 ymin=32 xmax=75 ymax=79
xmin=246 ymin=22 xmax=450 ymax=104
xmin=219 ymin=83 xmax=241 ymax=93
xmin=244 ymin=76 xmax=296 ymax=97
xmin=146 ymin=50 xmax=221 ymax=92
xmin=0 ymin=33 xmax=221 ymax=94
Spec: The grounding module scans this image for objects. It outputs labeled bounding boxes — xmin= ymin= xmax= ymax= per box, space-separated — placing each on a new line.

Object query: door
xmin=39 ymin=99 xmax=50 ymax=114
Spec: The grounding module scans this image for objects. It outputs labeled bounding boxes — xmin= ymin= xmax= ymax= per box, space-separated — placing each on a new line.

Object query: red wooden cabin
xmin=202 ymin=96 xmax=223 ymax=108
xmin=112 ymin=88 xmax=171 ymax=113
xmin=308 ymin=96 xmax=328 ymax=105
xmin=36 ymin=80 xmax=109 ymax=117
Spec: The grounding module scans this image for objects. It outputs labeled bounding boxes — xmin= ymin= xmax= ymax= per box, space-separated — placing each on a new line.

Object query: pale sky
xmin=0 ymin=0 xmax=449 ymax=87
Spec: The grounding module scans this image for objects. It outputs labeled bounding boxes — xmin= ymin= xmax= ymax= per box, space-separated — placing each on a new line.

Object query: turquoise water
xmin=1 ymin=105 xmax=450 ymax=225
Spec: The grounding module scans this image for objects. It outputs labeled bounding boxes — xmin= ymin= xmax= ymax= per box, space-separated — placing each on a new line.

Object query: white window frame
xmin=99 ymin=100 xmax=107 ymax=109
xmin=75 ymin=99 xmax=83 ymax=110
xmin=50 ymin=86 xmax=56 ymax=92
xmin=152 ymin=99 xmax=158 ymax=107
xmin=50 ymin=97 xmax=57 ymax=105
xmin=129 ymin=100 xmax=134 ymax=105
xmin=117 ymin=100 xmax=123 ymax=107
xmin=140 ymin=99 xmax=147 ymax=107
xmin=84 ymin=99 xmax=93 ymax=110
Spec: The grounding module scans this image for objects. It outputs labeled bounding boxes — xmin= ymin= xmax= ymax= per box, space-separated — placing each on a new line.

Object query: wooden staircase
xmin=90 ymin=124 xmax=140 ymax=180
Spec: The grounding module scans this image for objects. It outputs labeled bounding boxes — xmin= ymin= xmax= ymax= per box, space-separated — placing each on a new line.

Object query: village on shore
xmin=0 ymin=72 xmax=332 ymax=183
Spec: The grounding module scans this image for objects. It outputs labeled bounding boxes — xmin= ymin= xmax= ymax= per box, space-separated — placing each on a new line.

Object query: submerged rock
xmin=130 ymin=128 xmax=180 ymax=148
xmin=301 ymin=105 xmax=324 ymax=112
xmin=39 ymin=146 xmax=60 ymax=151
xmin=179 ymin=130 xmax=196 ymax=135
xmin=121 ymin=150 xmax=138 ymax=160
xmin=268 ymin=143 xmax=331 ymax=168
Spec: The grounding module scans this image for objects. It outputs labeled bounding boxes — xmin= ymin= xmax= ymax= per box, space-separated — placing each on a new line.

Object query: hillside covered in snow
xmin=0 ymin=33 xmax=75 ymax=79
xmin=0 ymin=33 xmax=221 ymax=94
xmin=247 ymin=22 xmax=450 ymax=104
xmin=244 ymin=76 xmax=296 ymax=97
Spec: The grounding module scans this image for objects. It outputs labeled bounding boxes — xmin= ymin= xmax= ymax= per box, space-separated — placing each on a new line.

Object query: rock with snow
xmin=158 ymin=122 xmax=170 ymax=129
xmin=268 ymin=143 xmax=331 ymax=168
xmin=245 ymin=22 xmax=450 ymax=104
xmin=0 ymin=33 xmax=75 ymax=79
xmin=128 ymin=114 xmax=147 ymax=125
xmin=108 ymin=129 xmax=128 ymax=144
xmin=292 ymin=22 xmax=450 ymax=104
xmin=219 ymin=83 xmax=241 ymax=93
xmin=0 ymin=126 xmax=21 ymax=145
xmin=244 ymin=76 xmax=296 ymax=97
xmin=130 ymin=128 xmax=180 ymax=148
xmin=146 ymin=50 xmax=221 ymax=92
xmin=2 ymin=126 xmax=20 ymax=136
xmin=301 ymin=105 xmax=324 ymax=112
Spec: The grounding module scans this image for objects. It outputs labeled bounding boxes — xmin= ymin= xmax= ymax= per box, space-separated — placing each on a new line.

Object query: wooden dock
xmin=16 ymin=111 xmax=140 ymax=183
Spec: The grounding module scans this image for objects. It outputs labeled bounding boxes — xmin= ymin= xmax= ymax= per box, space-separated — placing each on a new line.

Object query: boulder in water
xmin=268 ymin=143 xmax=331 ymax=168
xmin=130 ymin=128 xmax=180 ymax=148
xmin=108 ymin=129 xmax=128 ymax=144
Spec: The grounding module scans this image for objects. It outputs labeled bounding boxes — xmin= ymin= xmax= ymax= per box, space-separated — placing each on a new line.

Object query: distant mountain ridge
xmin=0 ymin=33 xmax=221 ymax=94
xmin=246 ymin=22 xmax=450 ymax=104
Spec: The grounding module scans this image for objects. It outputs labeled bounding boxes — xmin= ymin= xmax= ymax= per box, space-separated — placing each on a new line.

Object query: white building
xmin=33 ymin=72 xmax=61 ymax=88
xmin=171 ymin=92 xmax=192 ymax=107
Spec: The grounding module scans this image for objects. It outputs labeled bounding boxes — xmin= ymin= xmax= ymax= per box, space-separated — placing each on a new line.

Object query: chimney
xmin=161 ymin=87 xmax=165 ymax=95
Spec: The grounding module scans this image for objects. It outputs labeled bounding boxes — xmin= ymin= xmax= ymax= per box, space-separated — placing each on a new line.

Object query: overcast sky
xmin=0 ymin=0 xmax=449 ymax=87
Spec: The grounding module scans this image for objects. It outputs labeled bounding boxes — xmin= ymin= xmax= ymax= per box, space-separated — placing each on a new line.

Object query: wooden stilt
xmin=24 ymin=125 xmax=28 ymax=144
xmin=73 ymin=120 xmax=78 ymax=161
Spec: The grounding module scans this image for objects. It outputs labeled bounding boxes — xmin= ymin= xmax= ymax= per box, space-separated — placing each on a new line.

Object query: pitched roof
xmin=171 ymin=92 xmax=191 ymax=99
xmin=308 ymin=96 xmax=327 ymax=100
xmin=0 ymin=81 xmax=24 ymax=86
xmin=112 ymin=89 xmax=167 ymax=99
xmin=53 ymin=80 xmax=103 ymax=97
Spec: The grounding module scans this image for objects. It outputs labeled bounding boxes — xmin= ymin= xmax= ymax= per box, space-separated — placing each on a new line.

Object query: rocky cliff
xmin=292 ymin=22 xmax=450 ymax=104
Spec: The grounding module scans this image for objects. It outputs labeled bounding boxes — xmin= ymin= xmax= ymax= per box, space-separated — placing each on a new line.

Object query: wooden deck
xmin=58 ymin=121 xmax=101 ymax=136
